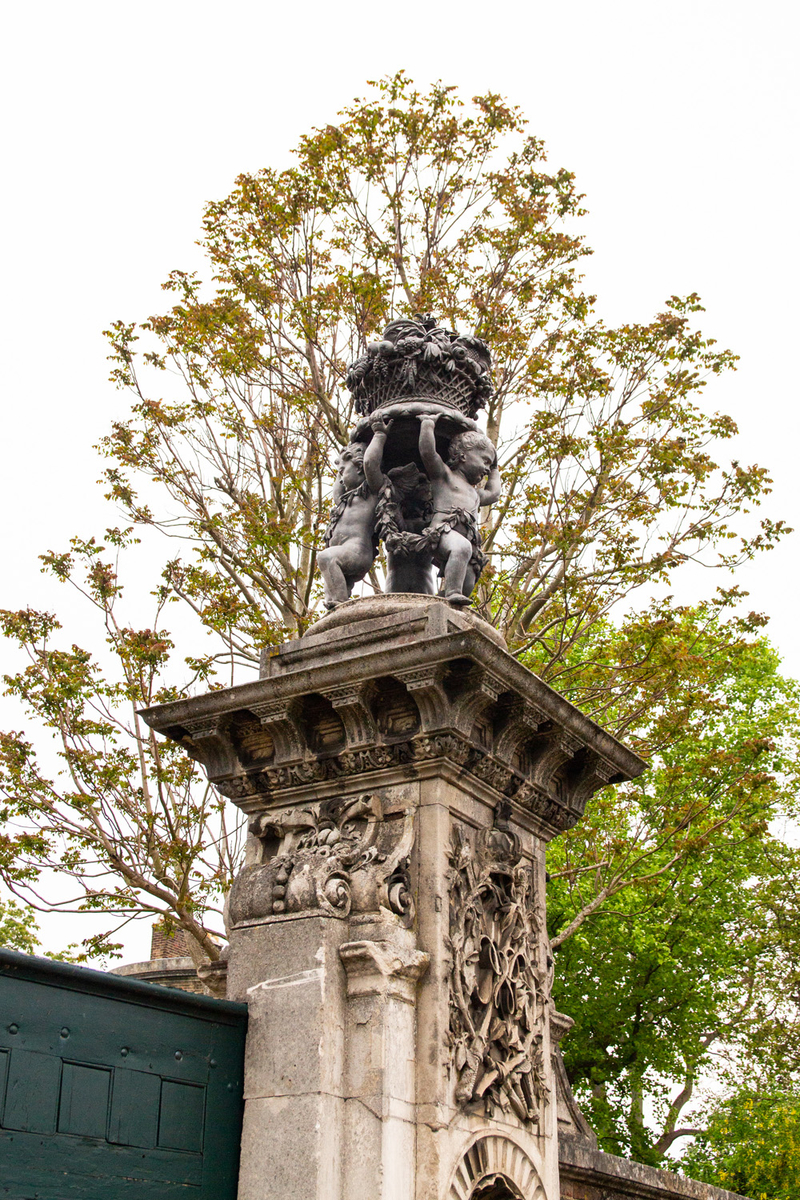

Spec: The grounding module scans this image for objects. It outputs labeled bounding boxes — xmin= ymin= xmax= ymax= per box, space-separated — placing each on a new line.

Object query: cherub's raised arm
xmin=364 ymin=415 xmax=393 ymax=492
xmin=479 ymin=461 xmax=501 ymax=507
xmin=418 ymin=413 xmax=447 ymax=479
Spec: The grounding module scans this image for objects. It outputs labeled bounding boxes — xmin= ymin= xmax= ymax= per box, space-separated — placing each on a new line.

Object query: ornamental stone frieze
xmin=228 ymin=792 xmax=415 ymax=925
xmin=447 ymin=803 xmax=551 ymax=1129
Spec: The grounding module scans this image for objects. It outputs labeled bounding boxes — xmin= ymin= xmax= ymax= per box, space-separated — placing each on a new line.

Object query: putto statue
xmin=318 ymin=415 xmax=392 ymax=609
xmin=417 ymin=416 xmax=500 ymax=606
xmin=318 ymin=315 xmax=500 ymax=607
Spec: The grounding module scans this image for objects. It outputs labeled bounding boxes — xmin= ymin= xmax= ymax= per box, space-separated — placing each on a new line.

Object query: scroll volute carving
xmin=522 ymin=730 xmax=584 ymax=794
xmin=449 ymin=668 xmax=505 ymax=739
xmin=228 ymin=793 xmax=416 ymax=926
xmin=493 ymin=700 xmax=548 ymax=767
xmin=392 ymin=665 xmax=451 ymax=731
xmin=560 ymin=749 xmax=619 ymax=816
xmin=447 ymin=802 xmax=550 ymax=1127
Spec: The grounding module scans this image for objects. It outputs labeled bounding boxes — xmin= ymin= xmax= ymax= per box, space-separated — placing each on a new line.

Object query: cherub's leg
xmin=318 ymin=547 xmax=351 ymax=608
xmin=461 ymin=564 xmax=479 ymax=599
xmin=437 ymin=530 xmax=472 ymax=602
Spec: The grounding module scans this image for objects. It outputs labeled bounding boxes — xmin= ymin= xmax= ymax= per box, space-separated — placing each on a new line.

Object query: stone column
xmin=141 ymin=595 xmax=644 ymax=1200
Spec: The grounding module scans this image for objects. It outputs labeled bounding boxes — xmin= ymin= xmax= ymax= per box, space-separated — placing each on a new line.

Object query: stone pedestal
xmin=141 ymin=596 xmax=644 ymax=1200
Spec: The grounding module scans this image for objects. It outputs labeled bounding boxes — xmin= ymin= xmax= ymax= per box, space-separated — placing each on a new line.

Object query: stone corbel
xmin=450 ymin=668 xmax=505 ymax=737
xmin=249 ymin=699 xmax=304 ymax=763
xmin=550 ymin=1007 xmax=598 ymax=1147
xmin=529 ymin=730 xmax=584 ymax=793
xmin=494 ymin=699 xmax=548 ymax=766
xmin=339 ymin=940 xmax=430 ymax=1004
xmin=565 ymin=750 xmax=618 ymax=818
xmin=196 ymin=954 xmax=229 ymax=1000
xmin=376 ymin=808 xmax=416 ymax=922
xmin=393 ymin=664 xmax=452 ymax=731
xmin=180 ymin=715 xmax=239 ymax=780
xmin=318 ymin=682 xmax=377 ymax=748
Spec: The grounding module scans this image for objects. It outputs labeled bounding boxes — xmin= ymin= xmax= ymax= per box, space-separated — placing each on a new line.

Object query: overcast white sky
xmin=1 ymin=0 xmax=798 ymax=959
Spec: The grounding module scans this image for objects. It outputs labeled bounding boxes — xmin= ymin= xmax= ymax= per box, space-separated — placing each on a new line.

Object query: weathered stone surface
xmin=559 ymin=1136 xmax=749 ymax=1200
xmin=236 ymin=1092 xmax=344 ymax=1200
xmin=108 ymin=956 xmax=208 ymax=995
xmin=550 ymin=1010 xmax=598 ymax=1147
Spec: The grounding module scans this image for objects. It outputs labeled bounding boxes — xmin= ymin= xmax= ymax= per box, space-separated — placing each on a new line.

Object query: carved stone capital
xmin=451 ymin=668 xmax=506 ymax=735
xmin=140 ymin=603 xmax=646 ymax=840
xmin=529 ymin=730 xmax=584 ymax=791
xmin=339 ymin=940 xmax=430 ymax=1003
xmin=568 ymin=750 xmax=619 ymax=813
xmin=181 ymin=715 xmax=221 ymax=740
xmin=494 ymin=699 xmax=548 ymax=764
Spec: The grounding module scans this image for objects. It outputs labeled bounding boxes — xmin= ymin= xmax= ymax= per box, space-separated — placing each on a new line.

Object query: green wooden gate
xmin=0 ymin=948 xmax=247 ymax=1199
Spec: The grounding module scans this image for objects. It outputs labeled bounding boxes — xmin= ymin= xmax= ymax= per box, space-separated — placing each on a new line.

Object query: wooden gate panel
xmin=0 ymin=949 xmax=247 ymax=1200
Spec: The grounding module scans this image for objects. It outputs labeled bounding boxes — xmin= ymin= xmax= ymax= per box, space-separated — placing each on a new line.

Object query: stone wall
xmin=110 ymin=955 xmax=207 ymax=994
xmin=559 ymin=1137 xmax=747 ymax=1200
xmin=108 ymin=923 xmax=208 ymax=994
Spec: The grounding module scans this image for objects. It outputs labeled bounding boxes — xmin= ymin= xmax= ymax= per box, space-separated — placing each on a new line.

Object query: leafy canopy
xmin=680 ymin=1086 xmax=800 ymax=1200
xmin=549 ymin=613 xmax=800 ymax=1162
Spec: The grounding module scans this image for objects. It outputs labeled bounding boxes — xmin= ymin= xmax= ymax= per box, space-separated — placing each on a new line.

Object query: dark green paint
xmin=0 ymin=949 xmax=247 ymax=1200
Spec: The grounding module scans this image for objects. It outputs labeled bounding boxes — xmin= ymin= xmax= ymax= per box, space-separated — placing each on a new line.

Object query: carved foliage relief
xmin=447 ymin=804 xmax=550 ymax=1126
xmin=228 ymin=793 xmax=414 ymax=925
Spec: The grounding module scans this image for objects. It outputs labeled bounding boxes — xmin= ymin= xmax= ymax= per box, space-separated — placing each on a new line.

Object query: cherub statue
xmin=318 ymin=415 xmax=393 ymax=608
xmin=417 ymin=414 xmax=500 ymax=605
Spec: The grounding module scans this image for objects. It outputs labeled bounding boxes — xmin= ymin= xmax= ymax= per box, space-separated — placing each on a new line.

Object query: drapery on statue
xmin=318 ymin=315 xmax=500 ymax=608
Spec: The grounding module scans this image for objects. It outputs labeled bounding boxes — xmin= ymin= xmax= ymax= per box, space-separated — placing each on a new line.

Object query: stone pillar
xmin=141 ymin=595 xmax=644 ymax=1200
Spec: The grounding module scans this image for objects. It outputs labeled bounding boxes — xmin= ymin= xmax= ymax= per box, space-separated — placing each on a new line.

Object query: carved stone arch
xmin=448 ymin=1134 xmax=547 ymax=1200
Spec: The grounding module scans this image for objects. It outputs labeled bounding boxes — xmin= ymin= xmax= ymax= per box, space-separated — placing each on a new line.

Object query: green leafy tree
xmin=680 ymin=1085 xmax=800 ymax=1199
xmin=1 ymin=76 xmax=797 ymax=1159
xmin=0 ymin=897 xmax=39 ymax=954
xmin=102 ymin=73 xmax=781 ymax=675
xmin=1 ymin=535 xmax=239 ymax=963
xmin=548 ymin=613 xmax=800 ymax=1162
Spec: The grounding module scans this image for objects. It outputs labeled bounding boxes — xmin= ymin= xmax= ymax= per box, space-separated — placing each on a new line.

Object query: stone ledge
xmin=558 ymin=1136 xmax=749 ymax=1200
xmin=109 ymin=956 xmax=207 ymax=994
